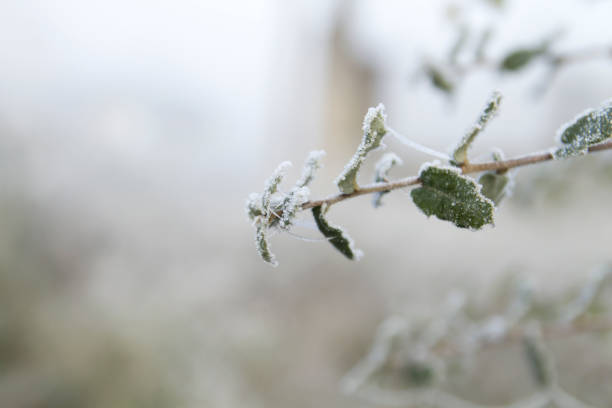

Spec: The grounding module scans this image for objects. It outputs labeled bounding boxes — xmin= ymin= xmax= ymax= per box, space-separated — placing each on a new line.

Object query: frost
xmin=296 ymin=150 xmax=326 ymax=188
xmin=278 ymin=186 xmax=310 ymax=230
xmin=411 ymin=164 xmax=495 ymax=229
xmin=372 ymin=153 xmax=403 ymax=208
xmin=255 ymin=223 xmax=277 ymax=267
xmin=452 ymin=92 xmax=502 ymax=164
xmin=312 ymin=205 xmax=362 ymax=260
xmin=554 ymin=99 xmax=612 ymax=159
xmin=261 ymin=161 xmax=292 ymax=215
xmin=247 ymin=153 xmax=323 ymax=265
xmin=245 ymin=192 xmax=263 ymax=221
xmin=335 ymin=104 xmax=387 ymax=194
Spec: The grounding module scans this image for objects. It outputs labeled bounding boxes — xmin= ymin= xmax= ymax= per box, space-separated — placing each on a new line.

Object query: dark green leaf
xmin=426 ymin=65 xmax=454 ymax=94
xmin=312 ymin=205 xmax=360 ymax=260
xmin=500 ymin=48 xmax=546 ymax=71
xmin=554 ymin=99 xmax=612 ymax=158
xmin=411 ymin=165 xmax=494 ymax=229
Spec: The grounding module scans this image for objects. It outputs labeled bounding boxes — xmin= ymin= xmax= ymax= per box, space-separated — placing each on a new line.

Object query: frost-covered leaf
xmin=554 ymin=99 xmax=612 ymax=158
xmin=335 ymin=104 xmax=387 ymax=194
xmin=479 ymin=173 xmax=509 ymax=205
xmin=372 ymin=153 xmax=403 ymax=208
xmin=499 ymin=47 xmax=546 ymax=71
xmin=245 ymin=192 xmax=263 ymax=221
xmin=262 ymin=161 xmax=292 ymax=215
xmin=255 ymin=223 xmax=277 ymax=267
xmin=411 ymin=165 xmax=494 ymax=229
xmin=296 ymin=150 xmax=326 ymax=188
xmin=278 ymin=186 xmax=310 ymax=230
xmin=312 ymin=205 xmax=361 ymax=260
xmin=452 ymin=92 xmax=502 ymax=164
xmin=426 ymin=65 xmax=455 ymax=94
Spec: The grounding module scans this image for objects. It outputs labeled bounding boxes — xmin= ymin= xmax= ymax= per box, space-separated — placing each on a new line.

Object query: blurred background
xmin=1 ymin=0 xmax=612 ymax=406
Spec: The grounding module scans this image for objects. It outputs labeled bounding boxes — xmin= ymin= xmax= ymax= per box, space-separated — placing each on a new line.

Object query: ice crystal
xmin=452 ymin=92 xmax=502 ymax=164
xmin=554 ymin=99 xmax=612 ymax=159
xmin=312 ymin=205 xmax=362 ymax=260
xmin=335 ymin=104 xmax=387 ymax=194
xmin=372 ymin=152 xmax=403 ymax=208
xmin=411 ymin=164 xmax=495 ymax=229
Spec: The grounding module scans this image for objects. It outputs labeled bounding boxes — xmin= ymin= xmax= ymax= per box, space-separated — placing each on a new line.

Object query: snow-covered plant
xmin=246 ymin=93 xmax=612 ymax=266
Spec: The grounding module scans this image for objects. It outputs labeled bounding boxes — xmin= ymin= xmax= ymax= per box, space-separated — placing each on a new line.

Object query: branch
xmin=301 ymin=139 xmax=612 ymax=211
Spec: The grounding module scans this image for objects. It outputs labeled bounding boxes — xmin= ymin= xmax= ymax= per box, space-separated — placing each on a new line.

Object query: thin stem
xmin=452 ymin=44 xmax=612 ymax=76
xmin=301 ymin=139 xmax=612 ymax=210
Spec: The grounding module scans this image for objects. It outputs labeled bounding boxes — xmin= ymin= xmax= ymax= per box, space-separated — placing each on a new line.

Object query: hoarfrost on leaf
xmin=296 ymin=150 xmax=326 ymax=188
xmin=262 ymin=161 xmax=292 ymax=215
xmin=335 ymin=104 xmax=387 ymax=194
xmin=312 ymin=205 xmax=362 ymax=260
xmin=278 ymin=186 xmax=310 ymax=230
xmin=255 ymin=224 xmax=277 ymax=267
xmin=372 ymin=152 xmax=403 ymax=208
xmin=554 ymin=99 xmax=612 ymax=159
xmin=411 ymin=164 xmax=495 ymax=229
xmin=452 ymin=92 xmax=502 ymax=164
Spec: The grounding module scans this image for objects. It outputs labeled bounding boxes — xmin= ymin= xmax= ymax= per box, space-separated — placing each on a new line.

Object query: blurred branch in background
xmin=343 ymin=266 xmax=612 ymax=407
xmin=422 ymin=25 xmax=612 ymax=96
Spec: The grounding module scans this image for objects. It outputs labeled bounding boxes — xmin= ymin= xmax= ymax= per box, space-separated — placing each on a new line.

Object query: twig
xmin=301 ymin=139 xmax=612 ymax=211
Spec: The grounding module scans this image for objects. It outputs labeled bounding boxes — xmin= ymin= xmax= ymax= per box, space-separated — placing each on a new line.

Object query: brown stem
xmin=301 ymin=139 xmax=612 ymax=211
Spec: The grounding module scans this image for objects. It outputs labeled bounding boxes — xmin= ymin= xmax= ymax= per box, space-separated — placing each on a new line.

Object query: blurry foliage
xmin=0 ymin=199 xmax=181 ymax=408
xmin=343 ymin=268 xmax=612 ymax=407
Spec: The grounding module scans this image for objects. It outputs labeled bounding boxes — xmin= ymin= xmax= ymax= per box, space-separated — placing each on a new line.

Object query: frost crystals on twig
xmin=335 ymin=104 xmax=387 ymax=194
xmin=452 ymin=91 xmax=502 ymax=165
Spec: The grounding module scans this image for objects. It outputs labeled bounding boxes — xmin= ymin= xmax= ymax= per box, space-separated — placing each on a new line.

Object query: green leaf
xmin=405 ymin=361 xmax=434 ymax=387
xmin=312 ymin=205 xmax=361 ymax=260
xmin=335 ymin=104 xmax=387 ymax=194
xmin=522 ymin=327 xmax=552 ymax=388
xmin=499 ymin=47 xmax=546 ymax=71
xmin=255 ymin=223 xmax=277 ymax=267
xmin=554 ymin=99 xmax=612 ymax=158
xmin=478 ymin=172 xmax=510 ymax=205
xmin=426 ymin=65 xmax=455 ymax=94
xmin=452 ymin=92 xmax=502 ymax=164
xmin=411 ymin=165 xmax=494 ymax=229
xmin=372 ymin=153 xmax=403 ymax=208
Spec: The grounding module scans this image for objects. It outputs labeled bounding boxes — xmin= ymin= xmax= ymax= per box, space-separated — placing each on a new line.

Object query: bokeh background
xmin=1 ymin=0 xmax=612 ymax=406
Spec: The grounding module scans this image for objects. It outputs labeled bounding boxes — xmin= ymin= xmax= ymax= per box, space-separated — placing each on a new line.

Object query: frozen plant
xmin=246 ymin=93 xmax=612 ymax=266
